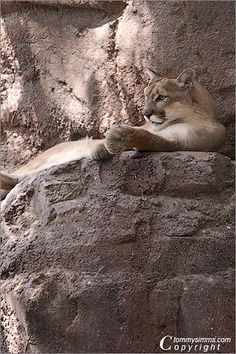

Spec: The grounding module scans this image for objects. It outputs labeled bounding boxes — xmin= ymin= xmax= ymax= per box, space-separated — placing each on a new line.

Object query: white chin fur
xmin=144 ymin=115 xmax=150 ymax=123
xmin=149 ymin=114 xmax=165 ymax=124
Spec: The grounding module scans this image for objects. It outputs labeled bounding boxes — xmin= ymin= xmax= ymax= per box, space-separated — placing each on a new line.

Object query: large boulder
xmin=1 ymin=0 xmax=235 ymax=171
xmin=1 ymin=152 xmax=235 ymax=353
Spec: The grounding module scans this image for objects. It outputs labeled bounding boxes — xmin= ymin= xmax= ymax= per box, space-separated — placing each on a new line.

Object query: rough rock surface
xmin=1 ymin=0 xmax=235 ymax=172
xmin=1 ymin=152 xmax=235 ymax=353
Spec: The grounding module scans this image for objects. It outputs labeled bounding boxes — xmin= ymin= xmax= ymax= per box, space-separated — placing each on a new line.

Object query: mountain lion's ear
xmin=146 ymin=68 xmax=161 ymax=80
xmin=176 ymin=68 xmax=195 ymax=88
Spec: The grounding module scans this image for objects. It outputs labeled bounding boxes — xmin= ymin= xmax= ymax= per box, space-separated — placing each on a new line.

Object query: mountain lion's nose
xmin=144 ymin=110 xmax=153 ymax=118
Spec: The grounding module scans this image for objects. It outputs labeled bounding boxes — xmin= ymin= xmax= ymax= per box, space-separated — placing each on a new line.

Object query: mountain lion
xmin=0 ymin=68 xmax=226 ymax=200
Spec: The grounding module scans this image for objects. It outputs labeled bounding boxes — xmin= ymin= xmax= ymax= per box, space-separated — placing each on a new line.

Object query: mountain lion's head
xmin=143 ymin=68 xmax=196 ymax=124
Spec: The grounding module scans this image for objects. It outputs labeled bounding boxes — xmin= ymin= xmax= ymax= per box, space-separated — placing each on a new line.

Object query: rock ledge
xmin=1 ymin=152 xmax=235 ymax=353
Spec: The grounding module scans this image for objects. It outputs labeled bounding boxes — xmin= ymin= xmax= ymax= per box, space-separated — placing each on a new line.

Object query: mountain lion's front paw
xmin=91 ymin=143 xmax=112 ymax=160
xmin=105 ymin=127 xmax=126 ymax=155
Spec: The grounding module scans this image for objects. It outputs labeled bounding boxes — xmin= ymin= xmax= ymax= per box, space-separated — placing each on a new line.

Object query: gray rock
xmin=1 ymin=0 xmax=235 ymax=172
xmin=1 ymin=152 xmax=235 ymax=353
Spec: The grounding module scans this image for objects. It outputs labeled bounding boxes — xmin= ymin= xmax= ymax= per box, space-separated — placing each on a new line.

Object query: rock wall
xmin=0 ymin=152 xmax=235 ymax=353
xmin=1 ymin=1 xmax=235 ymax=353
xmin=1 ymin=0 xmax=235 ymax=172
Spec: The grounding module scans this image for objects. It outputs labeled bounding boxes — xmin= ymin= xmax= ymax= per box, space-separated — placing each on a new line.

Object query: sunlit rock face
xmin=0 ymin=152 xmax=235 ymax=353
xmin=1 ymin=0 xmax=235 ymax=172
xmin=0 ymin=1 xmax=235 ymax=352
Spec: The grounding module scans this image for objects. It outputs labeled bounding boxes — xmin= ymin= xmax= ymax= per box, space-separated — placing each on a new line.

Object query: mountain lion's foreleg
xmin=105 ymin=125 xmax=181 ymax=154
xmin=90 ymin=141 xmax=112 ymax=160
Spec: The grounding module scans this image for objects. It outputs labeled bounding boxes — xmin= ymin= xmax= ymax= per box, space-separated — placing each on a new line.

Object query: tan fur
xmin=105 ymin=68 xmax=226 ymax=154
xmin=1 ymin=68 xmax=226 ymax=200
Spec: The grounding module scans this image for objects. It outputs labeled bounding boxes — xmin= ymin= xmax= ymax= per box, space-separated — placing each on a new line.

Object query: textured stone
xmin=1 ymin=0 xmax=235 ymax=173
xmin=0 ymin=152 xmax=235 ymax=353
xmin=0 ymin=1 xmax=235 ymax=352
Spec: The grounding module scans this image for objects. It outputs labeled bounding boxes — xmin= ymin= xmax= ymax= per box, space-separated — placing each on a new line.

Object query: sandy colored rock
xmin=1 ymin=152 xmax=235 ymax=353
xmin=0 ymin=0 xmax=235 ymax=173
xmin=0 ymin=1 xmax=235 ymax=352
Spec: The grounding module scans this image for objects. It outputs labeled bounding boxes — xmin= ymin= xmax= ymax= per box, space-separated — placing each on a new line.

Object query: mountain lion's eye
xmin=155 ymin=95 xmax=166 ymax=101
